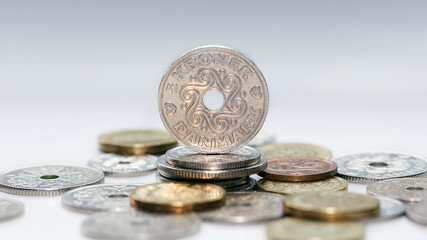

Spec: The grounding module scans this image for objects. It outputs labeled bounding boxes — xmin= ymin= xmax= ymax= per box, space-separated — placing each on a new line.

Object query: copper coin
xmin=258 ymin=157 xmax=337 ymax=182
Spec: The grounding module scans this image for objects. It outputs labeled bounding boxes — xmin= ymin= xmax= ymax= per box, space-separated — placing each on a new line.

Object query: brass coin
xmin=258 ymin=157 xmax=337 ymax=181
xmin=267 ymin=218 xmax=364 ymax=240
xmin=284 ymin=191 xmax=380 ymax=221
xmin=257 ymin=177 xmax=347 ymax=195
xmin=99 ymin=129 xmax=177 ymax=155
xmin=257 ymin=143 xmax=332 ymax=160
xmin=130 ymin=182 xmax=226 ymax=213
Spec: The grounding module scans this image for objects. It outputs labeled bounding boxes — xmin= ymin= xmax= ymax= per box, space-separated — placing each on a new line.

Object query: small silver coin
xmin=199 ymin=191 xmax=284 ymax=223
xmin=62 ymin=184 xmax=143 ymax=212
xmin=88 ymin=153 xmax=157 ymax=177
xmin=367 ymin=178 xmax=427 ymax=203
xmin=157 ymin=154 xmax=267 ymax=180
xmin=82 ymin=210 xmax=200 ymax=240
xmin=407 ymin=201 xmax=427 ymax=225
xmin=0 ymin=198 xmax=24 ymax=221
xmin=247 ymin=128 xmax=276 ymax=147
xmin=0 ymin=165 xmax=104 ymax=196
xmin=224 ymin=177 xmax=257 ymax=192
xmin=365 ymin=196 xmax=405 ymax=220
xmin=165 ymin=146 xmax=260 ymax=170
xmin=332 ymin=152 xmax=427 ymax=183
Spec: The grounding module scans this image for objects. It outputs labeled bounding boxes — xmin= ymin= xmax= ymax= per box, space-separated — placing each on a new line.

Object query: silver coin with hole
xmin=0 ymin=165 xmax=104 ymax=196
xmin=247 ymin=128 xmax=276 ymax=147
xmin=365 ymin=196 xmax=405 ymax=220
xmin=332 ymin=152 xmax=427 ymax=183
xmin=62 ymin=183 xmax=143 ymax=212
xmin=407 ymin=201 xmax=427 ymax=225
xmin=88 ymin=153 xmax=157 ymax=177
xmin=82 ymin=209 xmax=200 ymax=239
xmin=0 ymin=198 xmax=24 ymax=221
xmin=367 ymin=178 xmax=427 ymax=203
xmin=198 ymin=191 xmax=284 ymax=223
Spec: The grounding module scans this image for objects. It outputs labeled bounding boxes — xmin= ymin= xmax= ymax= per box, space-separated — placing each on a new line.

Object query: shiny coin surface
xmin=0 ymin=198 xmax=24 ymax=221
xmin=332 ymin=152 xmax=427 ymax=183
xmin=257 ymin=143 xmax=332 ymax=160
xmin=158 ymin=45 xmax=269 ymax=154
xmin=284 ymin=191 xmax=380 ymax=221
xmin=166 ymin=146 xmax=260 ymax=170
xmin=155 ymin=172 xmax=249 ymax=189
xmin=88 ymin=153 xmax=157 ymax=177
xmin=267 ymin=218 xmax=364 ymax=240
xmin=0 ymin=165 xmax=104 ymax=196
xmin=257 ymin=177 xmax=347 ymax=195
xmin=247 ymin=128 xmax=276 ymax=147
xmin=259 ymin=157 xmax=337 ymax=182
xmin=199 ymin=192 xmax=284 ymax=223
xmin=157 ymin=154 xmax=267 ymax=180
xmin=367 ymin=178 xmax=427 ymax=202
xmin=365 ymin=196 xmax=405 ymax=220
xmin=99 ymin=129 xmax=177 ymax=155
xmin=407 ymin=201 xmax=427 ymax=225
xmin=225 ymin=177 xmax=257 ymax=192
xmin=62 ymin=184 xmax=142 ymax=212
xmin=131 ymin=182 xmax=226 ymax=213
xmin=82 ymin=210 xmax=200 ymax=240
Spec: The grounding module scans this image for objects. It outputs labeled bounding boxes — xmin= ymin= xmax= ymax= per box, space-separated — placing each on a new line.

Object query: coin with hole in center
xmin=367 ymin=178 xmax=427 ymax=203
xmin=88 ymin=153 xmax=157 ymax=177
xmin=0 ymin=198 xmax=24 ymax=221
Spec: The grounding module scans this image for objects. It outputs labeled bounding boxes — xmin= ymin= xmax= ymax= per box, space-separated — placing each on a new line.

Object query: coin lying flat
xmin=82 ymin=210 xmax=200 ymax=240
xmin=257 ymin=177 xmax=348 ymax=196
xmin=131 ymin=182 xmax=226 ymax=213
xmin=407 ymin=201 xmax=427 ymax=225
xmin=332 ymin=152 xmax=427 ymax=183
xmin=267 ymin=218 xmax=364 ymax=240
xmin=199 ymin=192 xmax=284 ymax=223
xmin=284 ymin=191 xmax=380 ymax=221
xmin=257 ymin=143 xmax=332 ymax=160
xmin=259 ymin=157 xmax=337 ymax=182
xmin=62 ymin=184 xmax=143 ymax=212
xmin=0 ymin=165 xmax=104 ymax=196
xmin=158 ymin=45 xmax=269 ymax=154
xmin=165 ymin=146 xmax=260 ymax=170
xmin=247 ymin=128 xmax=276 ymax=147
xmin=365 ymin=196 xmax=405 ymax=220
xmin=99 ymin=129 xmax=177 ymax=155
xmin=155 ymin=172 xmax=249 ymax=189
xmin=367 ymin=178 xmax=427 ymax=202
xmin=88 ymin=153 xmax=157 ymax=177
xmin=0 ymin=198 xmax=24 ymax=221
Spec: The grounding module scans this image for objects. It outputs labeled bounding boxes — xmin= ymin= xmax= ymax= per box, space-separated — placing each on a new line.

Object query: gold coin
xmin=257 ymin=177 xmax=348 ymax=195
xmin=130 ymin=182 xmax=226 ymax=213
xmin=267 ymin=218 xmax=364 ymax=240
xmin=256 ymin=143 xmax=332 ymax=160
xmin=99 ymin=129 xmax=177 ymax=155
xmin=284 ymin=191 xmax=379 ymax=221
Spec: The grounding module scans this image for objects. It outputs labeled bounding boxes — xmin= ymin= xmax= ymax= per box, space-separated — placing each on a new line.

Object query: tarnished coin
xmin=365 ymin=196 xmax=405 ymax=220
xmin=259 ymin=157 xmax=337 ymax=181
xmin=247 ymin=128 xmax=276 ymax=147
xmin=155 ymin=172 xmax=249 ymax=189
xmin=88 ymin=153 xmax=157 ymax=177
xmin=166 ymin=146 xmax=260 ymax=170
xmin=367 ymin=178 xmax=427 ymax=202
xmin=131 ymin=182 xmax=226 ymax=213
xmin=267 ymin=218 xmax=364 ymax=240
xmin=99 ymin=129 xmax=177 ymax=155
xmin=257 ymin=177 xmax=348 ymax=196
xmin=199 ymin=192 xmax=284 ymax=223
xmin=157 ymin=154 xmax=267 ymax=180
xmin=0 ymin=165 xmax=104 ymax=196
xmin=257 ymin=143 xmax=332 ymax=160
xmin=225 ymin=178 xmax=257 ymax=192
xmin=158 ymin=45 xmax=269 ymax=153
xmin=332 ymin=152 xmax=427 ymax=183
xmin=82 ymin=210 xmax=200 ymax=240
xmin=0 ymin=198 xmax=24 ymax=221
xmin=407 ymin=201 xmax=427 ymax=225
xmin=62 ymin=184 xmax=142 ymax=212
xmin=284 ymin=191 xmax=380 ymax=221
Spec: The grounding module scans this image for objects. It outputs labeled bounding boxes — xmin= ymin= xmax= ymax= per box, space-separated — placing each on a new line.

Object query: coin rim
xmin=256 ymin=177 xmax=348 ymax=195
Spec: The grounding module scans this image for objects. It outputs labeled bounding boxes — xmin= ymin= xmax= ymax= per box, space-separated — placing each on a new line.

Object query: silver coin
xmin=62 ymin=184 xmax=143 ymax=212
xmin=88 ymin=153 xmax=157 ymax=177
xmin=157 ymin=154 xmax=267 ymax=180
xmin=199 ymin=191 xmax=284 ymax=223
xmin=247 ymin=128 xmax=276 ymax=147
xmin=365 ymin=196 xmax=405 ymax=220
xmin=0 ymin=165 xmax=104 ymax=196
xmin=407 ymin=201 xmax=427 ymax=225
xmin=165 ymin=146 xmax=260 ymax=170
xmin=367 ymin=178 xmax=427 ymax=203
xmin=225 ymin=177 xmax=257 ymax=192
xmin=332 ymin=152 xmax=427 ymax=183
xmin=158 ymin=45 xmax=269 ymax=154
xmin=0 ymin=198 xmax=24 ymax=221
xmin=82 ymin=209 xmax=200 ymax=239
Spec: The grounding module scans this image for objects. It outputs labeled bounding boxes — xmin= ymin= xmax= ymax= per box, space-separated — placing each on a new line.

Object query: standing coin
xmin=0 ymin=165 xmax=104 ymax=196
xmin=130 ymin=182 xmax=226 ymax=213
xmin=257 ymin=143 xmax=332 ymax=160
xmin=365 ymin=196 xmax=405 ymax=220
xmin=158 ymin=45 xmax=269 ymax=153
xmin=155 ymin=172 xmax=249 ymax=189
xmin=0 ymin=198 xmax=24 ymax=221
xmin=407 ymin=201 xmax=427 ymax=225
xmin=99 ymin=129 xmax=177 ymax=155
xmin=367 ymin=178 xmax=427 ymax=202
xmin=258 ymin=157 xmax=337 ymax=181
xmin=88 ymin=153 xmax=157 ymax=177
xmin=247 ymin=128 xmax=276 ymax=147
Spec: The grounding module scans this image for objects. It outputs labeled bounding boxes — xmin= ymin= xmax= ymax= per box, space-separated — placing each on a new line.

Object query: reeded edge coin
xmin=366 ymin=178 xmax=427 ymax=203
xmin=88 ymin=153 xmax=157 ymax=177
xmin=407 ymin=201 xmax=427 ymax=225
xmin=0 ymin=198 xmax=24 ymax=221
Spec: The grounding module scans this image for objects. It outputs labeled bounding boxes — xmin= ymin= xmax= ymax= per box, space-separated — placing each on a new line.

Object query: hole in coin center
xmin=108 ymin=194 xmax=129 ymax=198
xmin=369 ymin=162 xmax=388 ymax=167
xmin=203 ymin=89 xmax=225 ymax=111
xmin=118 ymin=161 xmax=131 ymax=164
xmin=406 ymin=187 xmax=424 ymax=191
xmin=40 ymin=175 xmax=59 ymax=180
